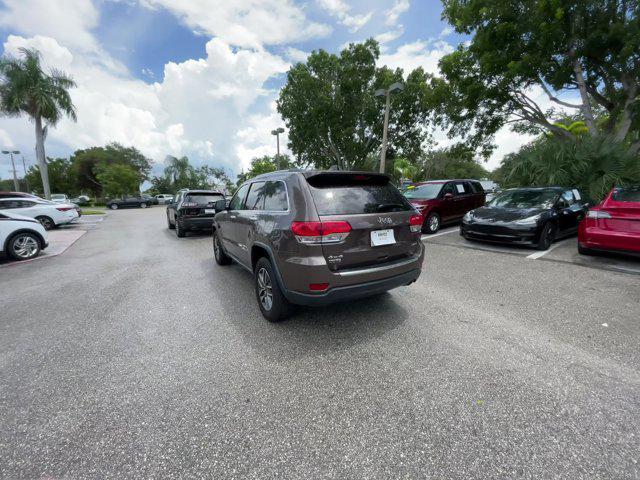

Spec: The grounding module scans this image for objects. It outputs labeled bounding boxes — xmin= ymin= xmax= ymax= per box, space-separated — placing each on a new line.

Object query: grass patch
xmin=81 ymin=209 xmax=106 ymax=215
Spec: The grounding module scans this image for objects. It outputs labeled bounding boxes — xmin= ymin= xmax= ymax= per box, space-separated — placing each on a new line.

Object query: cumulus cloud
xmin=384 ymin=0 xmax=410 ymax=26
xmin=379 ymin=39 xmax=454 ymax=75
xmin=316 ymin=0 xmax=373 ymax=32
xmin=143 ymin=0 xmax=332 ymax=48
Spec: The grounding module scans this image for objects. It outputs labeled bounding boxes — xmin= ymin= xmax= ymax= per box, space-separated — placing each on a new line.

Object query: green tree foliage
xmin=414 ymin=147 xmax=489 ymax=181
xmin=494 ymin=136 xmax=640 ymax=200
xmin=236 ymin=155 xmax=293 ymax=185
xmin=149 ymin=155 xmax=234 ymax=194
xmin=96 ymin=163 xmax=140 ymax=198
xmin=277 ymin=39 xmax=431 ymax=170
xmin=0 ymin=48 xmax=77 ymax=198
xmin=430 ymin=0 xmax=640 ymax=156
xmin=71 ymin=143 xmax=151 ymax=197
xmin=25 ymin=158 xmax=77 ymax=195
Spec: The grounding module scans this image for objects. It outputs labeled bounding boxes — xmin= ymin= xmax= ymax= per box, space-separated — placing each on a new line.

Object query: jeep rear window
xmin=183 ymin=193 xmax=224 ymax=205
xmin=306 ymin=174 xmax=413 ymax=215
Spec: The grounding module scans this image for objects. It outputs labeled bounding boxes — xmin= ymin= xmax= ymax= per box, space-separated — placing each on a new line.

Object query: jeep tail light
xmin=291 ymin=221 xmax=351 ymax=244
xmin=409 ymin=214 xmax=422 ymax=233
xmin=309 ymin=283 xmax=329 ymax=291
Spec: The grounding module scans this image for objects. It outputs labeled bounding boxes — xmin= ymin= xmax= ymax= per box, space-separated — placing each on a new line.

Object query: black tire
xmin=254 ymin=257 xmax=291 ymax=322
xmin=423 ymin=212 xmax=440 ymax=234
xmin=167 ymin=213 xmax=175 ymax=229
xmin=536 ymin=222 xmax=556 ymax=250
xmin=7 ymin=232 xmax=41 ymax=260
xmin=213 ymin=230 xmax=232 ymax=265
xmin=109 ymin=203 xmax=119 ymax=210
xmin=140 ymin=202 xmax=147 ymax=209
xmin=35 ymin=216 xmax=55 ymax=231
xmin=175 ymin=220 xmax=186 ymax=238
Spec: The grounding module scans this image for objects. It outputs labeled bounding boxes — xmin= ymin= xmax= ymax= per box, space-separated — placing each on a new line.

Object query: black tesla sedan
xmin=166 ymin=189 xmax=225 ymax=238
xmin=460 ymin=187 xmax=589 ymax=250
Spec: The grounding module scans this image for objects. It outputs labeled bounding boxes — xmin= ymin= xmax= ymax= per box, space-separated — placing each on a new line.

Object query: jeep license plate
xmin=371 ymin=229 xmax=395 ymax=246
xmin=204 ymin=209 xmax=216 ymax=214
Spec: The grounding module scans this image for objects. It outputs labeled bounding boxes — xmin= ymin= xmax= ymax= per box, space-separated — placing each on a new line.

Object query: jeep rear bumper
xmin=283 ymin=268 xmax=422 ymax=307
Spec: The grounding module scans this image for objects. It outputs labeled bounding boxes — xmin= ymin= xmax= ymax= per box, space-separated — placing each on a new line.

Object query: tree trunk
xmin=34 ymin=115 xmax=51 ymax=199
xmin=570 ymin=54 xmax=597 ymax=136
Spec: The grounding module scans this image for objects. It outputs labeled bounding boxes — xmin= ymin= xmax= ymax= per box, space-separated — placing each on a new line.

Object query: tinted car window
xmin=243 ymin=182 xmax=265 ymax=210
xmin=403 ymin=183 xmax=442 ymax=200
xmin=183 ymin=193 xmax=224 ymax=205
xmin=470 ymin=181 xmax=484 ymax=193
xmin=306 ymin=174 xmax=412 ymax=215
xmin=561 ymin=190 xmax=575 ymax=205
xmin=441 ymin=183 xmax=456 ymax=196
xmin=263 ymin=181 xmax=288 ymax=211
xmin=0 ymin=200 xmax=20 ymax=209
xmin=612 ymin=187 xmax=640 ymax=202
xmin=489 ymin=189 xmax=559 ymax=209
xmin=229 ymin=184 xmax=249 ymax=210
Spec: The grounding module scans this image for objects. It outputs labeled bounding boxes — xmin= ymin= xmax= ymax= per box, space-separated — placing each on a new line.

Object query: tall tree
xmin=236 ymin=155 xmax=293 ymax=185
xmin=0 ymin=48 xmax=77 ymax=198
xmin=429 ymin=0 xmax=640 ymax=156
xmin=25 ymin=157 xmax=77 ymax=195
xmin=277 ymin=39 xmax=431 ymax=170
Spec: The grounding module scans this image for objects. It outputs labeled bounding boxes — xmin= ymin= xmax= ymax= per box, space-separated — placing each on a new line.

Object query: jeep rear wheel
xmin=254 ymin=257 xmax=291 ymax=322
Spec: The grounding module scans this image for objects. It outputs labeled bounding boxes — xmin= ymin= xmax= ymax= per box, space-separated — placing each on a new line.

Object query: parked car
xmin=0 ymin=211 xmax=48 ymax=260
xmin=403 ymin=179 xmax=486 ymax=233
xmin=0 ymin=197 xmax=78 ymax=230
xmin=167 ymin=189 xmax=225 ymax=237
xmin=50 ymin=193 xmax=69 ymax=203
xmin=0 ymin=192 xmax=42 ymax=199
xmin=578 ymin=186 xmax=640 ymax=257
xmin=212 ymin=170 xmax=424 ymax=322
xmin=142 ymin=194 xmax=159 ymax=205
xmin=70 ymin=195 xmax=91 ymax=206
xmin=155 ymin=194 xmax=174 ymax=205
xmin=460 ymin=187 xmax=589 ymax=250
xmin=106 ymin=195 xmax=151 ymax=210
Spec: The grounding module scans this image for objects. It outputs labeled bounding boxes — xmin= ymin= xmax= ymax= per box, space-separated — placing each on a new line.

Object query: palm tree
xmin=0 ymin=48 xmax=77 ymax=198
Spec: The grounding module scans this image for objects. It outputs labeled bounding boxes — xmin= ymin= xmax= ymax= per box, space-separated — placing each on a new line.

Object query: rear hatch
xmin=601 ymin=206 xmax=640 ymax=233
xmin=181 ymin=192 xmax=225 ymax=218
xmin=305 ymin=172 xmax=419 ymax=271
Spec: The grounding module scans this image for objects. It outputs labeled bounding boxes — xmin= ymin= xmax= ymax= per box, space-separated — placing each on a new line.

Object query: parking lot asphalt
xmin=1 ymin=208 xmax=639 ymax=479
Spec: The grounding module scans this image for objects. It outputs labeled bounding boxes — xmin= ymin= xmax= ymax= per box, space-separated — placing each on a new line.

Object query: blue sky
xmin=0 ymin=0 xmax=527 ymax=184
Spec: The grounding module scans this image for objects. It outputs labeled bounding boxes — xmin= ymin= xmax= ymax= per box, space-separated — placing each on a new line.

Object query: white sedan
xmin=0 ymin=197 xmax=79 ymax=230
xmin=0 ymin=211 xmax=48 ymax=260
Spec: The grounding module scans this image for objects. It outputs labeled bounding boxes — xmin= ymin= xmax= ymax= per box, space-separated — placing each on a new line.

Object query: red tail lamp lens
xmin=309 ymin=283 xmax=329 ymax=291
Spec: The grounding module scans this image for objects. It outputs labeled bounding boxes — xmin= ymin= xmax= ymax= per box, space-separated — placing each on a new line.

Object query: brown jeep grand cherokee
xmin=212 ymin=170 xmax=424 ymax=321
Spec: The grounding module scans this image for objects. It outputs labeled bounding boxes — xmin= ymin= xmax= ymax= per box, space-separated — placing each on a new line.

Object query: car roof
xmin=502 ymin=186 xmax=568 ymax=191
xmin=415 ymin=179 xmax=481 ymax=184
xmin=182 ymin=189 xmax=224 ymax=195
xmin=249 ymin=169 xmax=392 ymax=183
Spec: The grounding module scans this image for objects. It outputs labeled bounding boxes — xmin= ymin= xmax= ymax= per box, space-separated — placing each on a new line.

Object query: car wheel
xmin=35 ymin=216 xmax=55 ymax=231
xmin=140 ymin=202 xmax=147 ymax=208
xmin=167 ymin=213 xmax=175 ymax=230
xmin=213 ymin=230 xmax=231 ymax=265
xmin=536 ymin=222 xmax=556 ymax=250
xmin=175 ymin=220 xmax=185 ymax=238
xmin=423 ymin=212 xmax=440 ymax=234
xmin=254 ymin=257 xmax=291 ymax=322
xmin=109 ymin=203 xmax=118 ymax=210
xmin=7 ymin=232 xmax=41 ymax=260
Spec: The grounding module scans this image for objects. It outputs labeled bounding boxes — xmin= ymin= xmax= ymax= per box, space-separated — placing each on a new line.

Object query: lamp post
xmin=374 ymin=82 xmax=404 ymax=174
xmin=271 ymin=127 xmax=285 ymax=170
xmin=22 ymin=156 xmax=30 ymax=192
xmin=1 ymin=149 xmax=21 ymax=191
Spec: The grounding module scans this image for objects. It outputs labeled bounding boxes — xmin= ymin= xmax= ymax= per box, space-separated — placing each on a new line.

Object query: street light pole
xmin=22 ymin=156 xmax=30 ymax=192
xmin=375 ymin=82 xmax=404 ymax=174
xmin=271 ymin=127 xmax=285 ymax=170
xmin=2 ymin=149 xmax=21 ymax=191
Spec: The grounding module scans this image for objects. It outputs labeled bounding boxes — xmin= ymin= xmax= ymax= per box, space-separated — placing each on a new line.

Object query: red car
xmin=403 ymin=179 xmax=486 ymax=233
xmin=578 ymin=186 xmax=640 ymax=256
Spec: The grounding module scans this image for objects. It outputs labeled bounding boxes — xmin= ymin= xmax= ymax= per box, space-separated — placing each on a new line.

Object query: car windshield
xmin=403 ymin=183 xmax=443 ymax=200
xmin=488 ymin=189 xmax=558 ymax=209
xmin=612 ymin=187 xmax=640 ymax=203
xmin=184 ymin=193 xmax=224 ymax=205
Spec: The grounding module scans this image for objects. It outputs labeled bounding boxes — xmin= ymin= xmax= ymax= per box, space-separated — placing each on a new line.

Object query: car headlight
xmin=462 ymin=211 xmax=472 ymax=222
xmin=514 ymin=214 xmax=541 ymax=225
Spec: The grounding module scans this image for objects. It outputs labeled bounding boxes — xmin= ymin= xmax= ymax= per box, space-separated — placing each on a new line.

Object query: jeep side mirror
xmin=214 ymin=199 xmax=227 ymax=212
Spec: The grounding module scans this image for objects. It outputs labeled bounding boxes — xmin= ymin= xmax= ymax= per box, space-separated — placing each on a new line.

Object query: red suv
xmin=404 ymin=179 xmax=486 ymax=233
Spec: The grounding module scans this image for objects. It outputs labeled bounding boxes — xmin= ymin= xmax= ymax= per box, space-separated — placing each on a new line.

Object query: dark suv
xmin=403 ymin=179 xmax=486 ymax=233
xmin=167 ymin=189 xmax=225 ymax=237
xmin=212 ymin=170 xmax=424 ymax=321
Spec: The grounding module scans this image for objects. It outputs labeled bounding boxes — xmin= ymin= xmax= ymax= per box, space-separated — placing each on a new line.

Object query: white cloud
xmin=1 ymin=34 xmax=290 ymax=177
xmin=439 ymin=26 xmax=454 ymax=37
xmin=143 ymin=0 xmax=332 ymax=48
xmin=285 ymin=47 xmax=310 ymax=63
xmin=316 ymin=0 xmax=373 ymax=32
xmin=375 ymin=28 xmax=404 ymax=45
xmin=384 ymin=0 xmax=410 ymax=26
xmin=379 ymin=39 xmax=454 ymax=74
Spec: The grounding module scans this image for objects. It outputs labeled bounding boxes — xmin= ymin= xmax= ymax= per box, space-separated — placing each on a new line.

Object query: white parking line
xmin=421 ymin=227 xmax=459 ymax=240
xmin=526 ymin=238 xmax=572 ymax=260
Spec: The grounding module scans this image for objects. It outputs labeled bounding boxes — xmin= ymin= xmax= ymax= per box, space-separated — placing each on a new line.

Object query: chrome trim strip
xmin=335 ymin=246 xmax=423 ymax=277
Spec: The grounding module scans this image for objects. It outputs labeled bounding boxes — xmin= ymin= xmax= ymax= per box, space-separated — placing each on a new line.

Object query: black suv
xmin=212 ymin=170 xmax=424 ymax=321
xmin=167 ymin=189 xmax=225 ymax=237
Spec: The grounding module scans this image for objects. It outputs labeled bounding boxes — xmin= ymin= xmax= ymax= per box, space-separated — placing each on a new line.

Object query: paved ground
xmin=1 ymin=208 xmax=639 ymax=479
